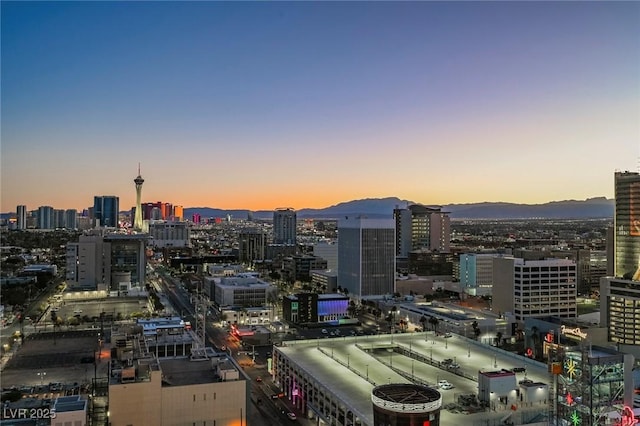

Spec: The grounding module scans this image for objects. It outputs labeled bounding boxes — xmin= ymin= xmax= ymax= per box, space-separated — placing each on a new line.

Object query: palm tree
xmin=530 ymin=326 xmax=540 ymax=358
xmin=419 ymin=315 xmax=427 ymax=332
xmin=428 ymin=316 xmax=439 ymax=332
xmin=473 ymin=327 xmax=481 ymax=341
xmin=347 ymin=301 xmax=357 ymax=318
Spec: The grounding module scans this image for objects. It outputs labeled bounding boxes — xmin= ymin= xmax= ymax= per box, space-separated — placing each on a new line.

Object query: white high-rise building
xmin=493 ymin=257 xmax=577 ymax=321
xmin=338 ymin=216 xmax=395 ymax=298
xmin=273 ymin=208 xmax=297 ymax=245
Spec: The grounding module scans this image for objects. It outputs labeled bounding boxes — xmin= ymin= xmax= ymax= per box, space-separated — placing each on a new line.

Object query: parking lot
xmin=1 ymin=330 xmax=110 ymax=388
xmin=47 ymin=297 xmax=148 ymax=324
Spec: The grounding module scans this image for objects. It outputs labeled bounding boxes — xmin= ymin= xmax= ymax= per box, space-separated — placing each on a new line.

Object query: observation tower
xmin=133 ymin=165 xmax=144 ymax=231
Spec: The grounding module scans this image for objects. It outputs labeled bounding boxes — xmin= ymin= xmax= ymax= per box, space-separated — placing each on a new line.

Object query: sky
xmin=1 ymin=1 xmax=639 ymax=212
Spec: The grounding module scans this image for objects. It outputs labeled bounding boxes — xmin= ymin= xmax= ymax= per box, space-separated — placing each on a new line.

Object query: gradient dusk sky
xmin=2 ymin=1 xmax=639 ymax=212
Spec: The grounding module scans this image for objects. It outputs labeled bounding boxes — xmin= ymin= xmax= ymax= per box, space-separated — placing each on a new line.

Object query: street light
xmin=37 ymin=372 xmax=46 ymax=386
xmin=468 ymin=345 xmax=471 ymax=358
xmin=366 ymin=364 xmax=369 ymax=381
xmin=347 ymin=354 xmax=350 ymax=368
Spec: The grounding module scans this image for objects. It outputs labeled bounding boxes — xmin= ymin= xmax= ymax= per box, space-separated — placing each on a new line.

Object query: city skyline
xmin=2 ymin=1 xmax=639 ymax=211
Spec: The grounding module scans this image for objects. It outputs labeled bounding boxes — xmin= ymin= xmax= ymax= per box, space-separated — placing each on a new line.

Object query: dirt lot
xmin=1 ymin=330 xmax=110 ymax=388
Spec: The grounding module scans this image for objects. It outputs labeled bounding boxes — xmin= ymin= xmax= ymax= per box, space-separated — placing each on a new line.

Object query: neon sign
xmin=561 ymin=325 xmax=588 ymax=339
xmin=618 ymin=405 xmax=637 ymax=426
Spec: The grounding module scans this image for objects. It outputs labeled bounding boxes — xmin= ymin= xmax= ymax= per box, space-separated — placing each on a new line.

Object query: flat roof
xmin=159 ymin=356 xmax=237 ymax=387
xmin=480 ymin=370 xmax=515 ymax=378
xmin=275 ymin=333 xmax=552 ymax=426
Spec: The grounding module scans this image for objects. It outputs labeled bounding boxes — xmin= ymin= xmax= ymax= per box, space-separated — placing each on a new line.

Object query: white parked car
xmin=437 ymin=380 xmax=449 ymax=387
xmin=440 ymin=382 xmax=454 ymax=390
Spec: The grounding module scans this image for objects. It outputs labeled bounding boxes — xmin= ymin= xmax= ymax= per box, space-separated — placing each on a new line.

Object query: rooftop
xmin=53 ymin=395 xmax=87 ymax=413
xmin=160 ymin=355 xmax=240 ymax=387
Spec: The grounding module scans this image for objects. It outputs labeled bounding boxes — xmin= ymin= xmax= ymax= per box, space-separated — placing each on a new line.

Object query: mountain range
xmin=184 ymin=197 xmax=614 ymax=220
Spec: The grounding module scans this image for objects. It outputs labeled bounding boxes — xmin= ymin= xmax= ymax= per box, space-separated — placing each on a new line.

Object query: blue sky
xmin=2 ymin=1 xmax=639 ymax=211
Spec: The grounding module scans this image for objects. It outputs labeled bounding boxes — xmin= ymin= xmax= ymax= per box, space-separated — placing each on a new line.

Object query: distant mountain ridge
xmin=184 ymin=197 xmax=613 ymax=220
xmin=0 ymin=197 xmax=614 ymax=221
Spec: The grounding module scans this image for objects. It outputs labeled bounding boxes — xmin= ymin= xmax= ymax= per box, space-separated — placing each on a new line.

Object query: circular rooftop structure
xmin=371 ymin=383 xmax=442 ymax=414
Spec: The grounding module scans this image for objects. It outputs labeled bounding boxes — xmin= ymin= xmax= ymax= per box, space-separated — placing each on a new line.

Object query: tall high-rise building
xmin=65 ymin=209 xmax=78 ymax=229
xmin=133 ymin=166 xmax=144 ymax=231
xmin=94 ymin=196 xmax=120 ymax=228
xmin=37 ymin=206 xmax=54 ymax=229
xmin=601 ymin=171 xmax=640 ymax=356
xmin=273 ymin=208 xmax=297 ymax=245
xmin=16 ymin=205 xmax=27 ymax=230
xmin=394 ymin=204 xmax=450 ymax=256
xmin=54 ymin=209 xmax=66 ymax=228
xmin=338 ymin=216 xmax=395 ymax=297
xmin=614 ymin=171 xmax=640 ymax=280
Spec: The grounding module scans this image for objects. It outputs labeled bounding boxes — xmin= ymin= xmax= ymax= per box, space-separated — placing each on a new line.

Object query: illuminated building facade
xmin=394 ymin=204 xmax=450 ymax=256
xmin=548 ymin=343 xmax=634 ymax=426
xmin=601 ymin=171 xmax=640 ymax=358
xmin=282 ymin=293 xmax=349 ymax=325
xmin=614 ymin=171 xmax=640 ymax=280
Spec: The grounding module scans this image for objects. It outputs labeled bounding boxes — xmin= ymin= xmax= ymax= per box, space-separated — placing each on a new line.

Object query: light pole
xmin=366 ymin=364 xmax=369 ymax=381
xmin=37 ymin=372 xmax=46 ymax=386
xmin=494 ymin=355 xmax=497 ymax=368
xmin=430 ymin=348 xmax=433 ymax=362
xmin=468 ymin=344 xmax=471 ymax=358
xmin=347 ymin=354 xmax=350 ymax=368
xmin=411 ymin=359 xmax=415 ymax=380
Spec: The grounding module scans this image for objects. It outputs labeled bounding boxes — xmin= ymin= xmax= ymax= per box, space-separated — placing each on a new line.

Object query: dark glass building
xmin=94 ymin=195 xmax=120 ymax=228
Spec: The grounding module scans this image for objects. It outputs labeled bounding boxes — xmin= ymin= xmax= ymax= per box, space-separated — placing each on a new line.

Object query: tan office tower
xmin=133 ymin=165 xmax=144 ymax=231
xmin=614 ymin=171 xmax=640 ymax=280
